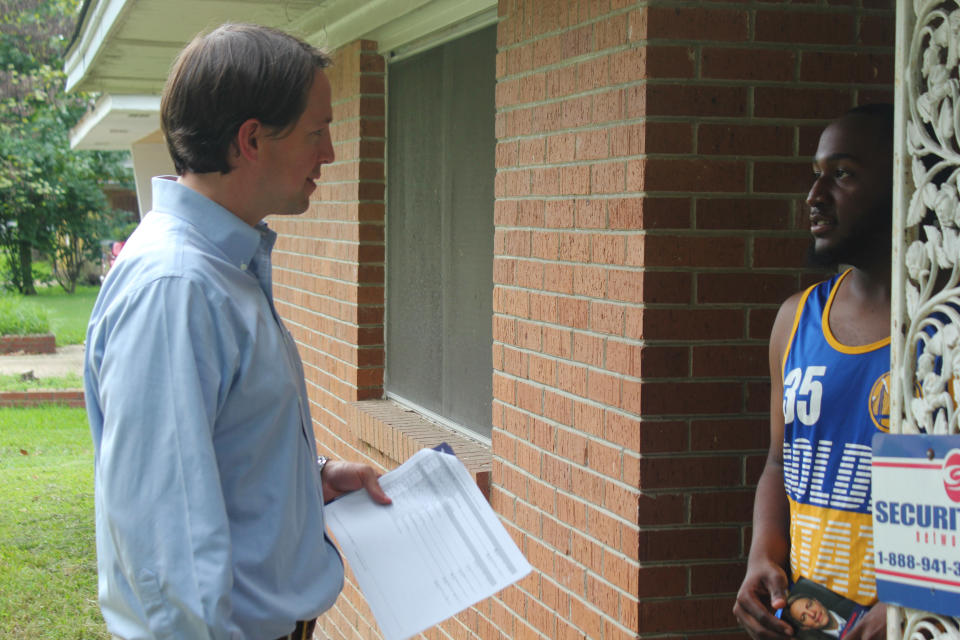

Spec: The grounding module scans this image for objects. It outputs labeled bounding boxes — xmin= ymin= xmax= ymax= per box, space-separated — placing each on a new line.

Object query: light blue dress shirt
xmin=84 ymin=177 xmax=343 ymax=640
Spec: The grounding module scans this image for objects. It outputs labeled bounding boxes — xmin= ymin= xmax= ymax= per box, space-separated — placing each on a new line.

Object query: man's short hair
xmin=844 ymin=102 xmax=894 ymax=149
xmin=161 ymin=23 xmax=331 ymax=175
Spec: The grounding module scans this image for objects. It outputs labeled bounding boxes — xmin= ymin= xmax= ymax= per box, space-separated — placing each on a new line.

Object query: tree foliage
xmin=0 ymin=0 xmax=132 ymax=294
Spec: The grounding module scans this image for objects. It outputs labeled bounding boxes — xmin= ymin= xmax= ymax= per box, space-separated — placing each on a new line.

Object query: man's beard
xmin=805 ymin=205 xmax=892 ymax=269
xmin=806 ymin=237 xmax=847 ymax=268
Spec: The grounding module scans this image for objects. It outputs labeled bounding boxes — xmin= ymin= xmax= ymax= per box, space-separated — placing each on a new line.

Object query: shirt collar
xmin=150 ymin=176 xmax=270 ymax=269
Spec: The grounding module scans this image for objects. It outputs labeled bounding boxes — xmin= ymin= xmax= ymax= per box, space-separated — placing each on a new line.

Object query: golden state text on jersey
xmin=781 ymin=270 xmax=889 ymax=606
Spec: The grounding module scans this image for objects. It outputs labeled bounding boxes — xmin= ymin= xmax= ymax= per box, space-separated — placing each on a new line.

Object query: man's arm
xmin=734 ymin=292 xmax=804 ymax=639
xmin=90 ymin=278 xmax=241 ymax=638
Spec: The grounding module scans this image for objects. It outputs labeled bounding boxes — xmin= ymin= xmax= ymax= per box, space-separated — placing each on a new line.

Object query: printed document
xmin=325 ymin=447 xmax=532 ymax=640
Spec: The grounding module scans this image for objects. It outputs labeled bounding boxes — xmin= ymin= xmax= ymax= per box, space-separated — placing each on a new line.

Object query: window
xmin=385 ymin=26 xmax=496 ymax=439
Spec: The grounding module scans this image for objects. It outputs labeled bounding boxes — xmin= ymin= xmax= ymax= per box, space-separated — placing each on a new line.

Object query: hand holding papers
xmin=324 ymin=447 xmax=532 ymax=640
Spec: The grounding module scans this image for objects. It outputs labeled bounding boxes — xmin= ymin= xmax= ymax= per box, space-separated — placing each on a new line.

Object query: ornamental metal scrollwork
xmin=894 ymin=0 xmax=960 ymax=636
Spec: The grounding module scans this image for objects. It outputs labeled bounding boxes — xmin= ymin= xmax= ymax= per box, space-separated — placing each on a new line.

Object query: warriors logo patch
xmin=869 ymin=372 xmax=891 ymax=432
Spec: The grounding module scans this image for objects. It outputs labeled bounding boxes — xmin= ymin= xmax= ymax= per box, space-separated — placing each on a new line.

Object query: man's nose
xmin=807 ymin=175 xmax=828 ymax=207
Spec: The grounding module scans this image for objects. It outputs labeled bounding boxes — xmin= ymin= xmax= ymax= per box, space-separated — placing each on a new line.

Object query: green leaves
xmin=0 ymin=0 xmax=132 ymax=293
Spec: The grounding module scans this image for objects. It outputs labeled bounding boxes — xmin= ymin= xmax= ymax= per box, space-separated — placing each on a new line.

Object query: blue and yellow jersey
xmin=781 ymin=269 xmax=889 ymax=606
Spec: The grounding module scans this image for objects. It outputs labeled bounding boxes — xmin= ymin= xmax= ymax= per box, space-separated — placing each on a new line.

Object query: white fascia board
xmin=376 ymin=1 xmax=497 ymax=60
xmin=70 ymin=94 xmax=162 ymax=150
xmin=65 ymin=0 xmax=132 ymax=93
xmin=298 ymin=0 xmax=434 ymax=50
xmin=297 ymin=0 xmax=495 ymax=53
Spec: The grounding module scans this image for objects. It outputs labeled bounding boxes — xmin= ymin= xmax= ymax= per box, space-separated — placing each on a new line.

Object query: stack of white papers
xmin=325 ymin=448 xmax=532 ymax=640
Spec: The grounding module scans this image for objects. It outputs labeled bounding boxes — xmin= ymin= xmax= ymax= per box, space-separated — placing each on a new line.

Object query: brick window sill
xmin=346 ymin=399 xmax=491 ymax=500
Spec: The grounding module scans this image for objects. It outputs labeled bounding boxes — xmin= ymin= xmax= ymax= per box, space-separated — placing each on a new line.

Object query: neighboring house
xmin=65 ymin=0 xmax=895 ymax=637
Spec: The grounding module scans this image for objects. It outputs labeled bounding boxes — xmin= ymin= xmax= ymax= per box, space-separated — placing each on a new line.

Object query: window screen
xmin=386 ymin=26 xmax=496 ymax=438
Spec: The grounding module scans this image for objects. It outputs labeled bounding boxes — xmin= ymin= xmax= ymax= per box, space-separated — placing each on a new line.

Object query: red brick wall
xmin=268 ymin=0 xmax=894 ymax=638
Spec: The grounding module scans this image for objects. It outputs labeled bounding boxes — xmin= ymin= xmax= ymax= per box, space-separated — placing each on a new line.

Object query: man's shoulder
xmin=95 ymin=215 xmax=246 ymax=321
xmin=114 ymin=212 xmax=236 ymax=283
xmin=772 ymin=289 xmax=808 ymax=339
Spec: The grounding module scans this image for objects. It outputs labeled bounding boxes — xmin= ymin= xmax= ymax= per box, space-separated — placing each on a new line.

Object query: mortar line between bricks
xmin=274 ymin=296 xmax=383 ymax=325
xmin=301 ymin=357 xmax=383 ymax=376
xmin=514 ymin=570 xmax=636 ymax=638
xmin=282 ymin=318 xmax=382 ymax=346
xmin=495 ymin=342 xmax=638 ymax=375
xmin=492 ymin=189 xmax=803 ymax=199
xmin=494 ymin=335 xmax=764 ymax=352
xmin=498 ymin=39 xmax=890 ymax=61
xmin=294 ymin=200 xmax=387 ymax=208
xmin=316 ymin=154 xmax=385 ymax=165
xmin=497 ymin=151 xmax=821 ymax=168
xmin=495 ymin=432 xmax=644 ymax=502
xmin=517 ymin=562 xmax=638 ymax=628
xmin=301 ymin=368 xmax=383 ymax=396
xmin=496 ymin=114 xmax=862 ymax=130
xmin=491 ymin=380 xmax=638 ymax=417
xmin=497 ymin=256 xmax=644 ymax=272
xmin=272 ymin=268 xmax=386 ymax=292
xmin=313 ymin=179 xmax=387 ymax=187
xmin=272 ymin=255 xmax=385 ymax=271
xmin=492 ymin=396 xmax=764 ymax=436
xmin=493 ymin=286 xmax=638 ymax=310
xmin=272 ymin=242 xmax=383 ymax=256
xmin=495 ymin=77 xmax=894 ymax=114
xmin=507 ymin=1 xmax=887 ymax=33
xmin=301 ymin=364 xmax=365 ymax=394
xmin=305 ymin=398 xmax=350 ymax=433
xmin=496 ymin=4 xmax=890 ymax=56
xmin=492 ymin=284 xmax=794 ymax=302
xmin=492 ymin=225 xmax=804 ymax=238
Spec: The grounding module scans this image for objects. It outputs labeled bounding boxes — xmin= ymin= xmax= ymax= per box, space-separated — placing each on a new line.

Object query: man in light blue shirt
xmin=84 ymin=24 xmax=391 ymax=640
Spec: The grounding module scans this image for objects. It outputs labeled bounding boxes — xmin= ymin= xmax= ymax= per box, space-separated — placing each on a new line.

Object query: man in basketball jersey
xmin=733 ymin=104 xmax=894 ymax=640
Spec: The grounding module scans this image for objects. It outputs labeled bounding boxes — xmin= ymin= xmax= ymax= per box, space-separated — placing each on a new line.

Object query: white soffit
xmin=70 ymin=94 xmax=161 ymax=150
xmin=65 ymin=0 xmax=330 ymax=95
xmin=293 ymin=0 xmax=497 ymax=54
xmin=65 ymin=0 xmax=497 ymax=149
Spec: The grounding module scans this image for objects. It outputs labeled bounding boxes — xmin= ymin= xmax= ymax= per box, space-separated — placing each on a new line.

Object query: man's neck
xmin=179 ymin=171 xmax=264 ymax=227
xmin=827 ymin=263 xmax=891 ymax=346
xmin=842 ymin=261 xmax=891 ymax=305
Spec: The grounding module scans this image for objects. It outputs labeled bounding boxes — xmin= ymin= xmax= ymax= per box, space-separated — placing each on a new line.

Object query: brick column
xmin=492 ymin=0 xmax=894 ymax=638
xmin=269 ymin=40 xmax=389 ymax=640
xmin=270 ymin=40 xmax=386 ymax=462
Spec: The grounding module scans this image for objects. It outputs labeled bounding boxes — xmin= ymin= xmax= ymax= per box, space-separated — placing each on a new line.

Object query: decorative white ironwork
xmin=891 ymin=0 xmax=960 ymax=636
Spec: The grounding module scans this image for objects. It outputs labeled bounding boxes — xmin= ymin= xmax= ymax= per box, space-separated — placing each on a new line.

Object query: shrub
xmin=32 ymin=258 xmax=55 ymax=286
xmin=0 ymin=295 xmax=49 ymax=335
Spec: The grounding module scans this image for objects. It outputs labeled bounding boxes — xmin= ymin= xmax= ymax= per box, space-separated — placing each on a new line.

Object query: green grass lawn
xmin=18 ymin=285 xmax=99 ymax=346
xmin=0 ymin=406 xmax=108 ymax=639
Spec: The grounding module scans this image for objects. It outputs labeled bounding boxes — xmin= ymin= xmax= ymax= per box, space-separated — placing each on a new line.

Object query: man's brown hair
xmin=160 ymin=23 xmax=331 ymax=175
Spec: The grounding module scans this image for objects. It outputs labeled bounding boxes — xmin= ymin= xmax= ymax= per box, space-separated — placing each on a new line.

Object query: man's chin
xmin=274 ymin=200 xmax=311 ymax=217
xmin=806 ymin=240 xmax=841 ymax=269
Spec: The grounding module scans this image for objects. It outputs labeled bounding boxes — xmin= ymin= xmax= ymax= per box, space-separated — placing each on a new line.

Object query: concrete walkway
xmin=0 ymin=343 xmax=84 ymax=378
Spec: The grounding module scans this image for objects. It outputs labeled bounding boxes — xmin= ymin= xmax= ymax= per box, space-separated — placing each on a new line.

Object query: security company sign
xmin=872 ymin=434 xmax=960 ymax=616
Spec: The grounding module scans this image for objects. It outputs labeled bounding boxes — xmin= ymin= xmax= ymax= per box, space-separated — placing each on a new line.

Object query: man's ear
xmin=234 ymin=118 xmax=262 ymax=163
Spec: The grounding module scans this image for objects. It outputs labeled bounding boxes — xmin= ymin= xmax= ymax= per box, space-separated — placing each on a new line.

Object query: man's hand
xmin=321 ymin=460 xmax=392 ymax=505
xmin=733 ymin=560 xmax=794 ymax=639
xmin=843 ymin=603 xmax=886 ymax=640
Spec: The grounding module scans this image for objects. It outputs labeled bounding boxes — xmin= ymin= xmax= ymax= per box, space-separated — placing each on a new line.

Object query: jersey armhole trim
xmin=782 ymin=283 xmax=817 ymax=376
